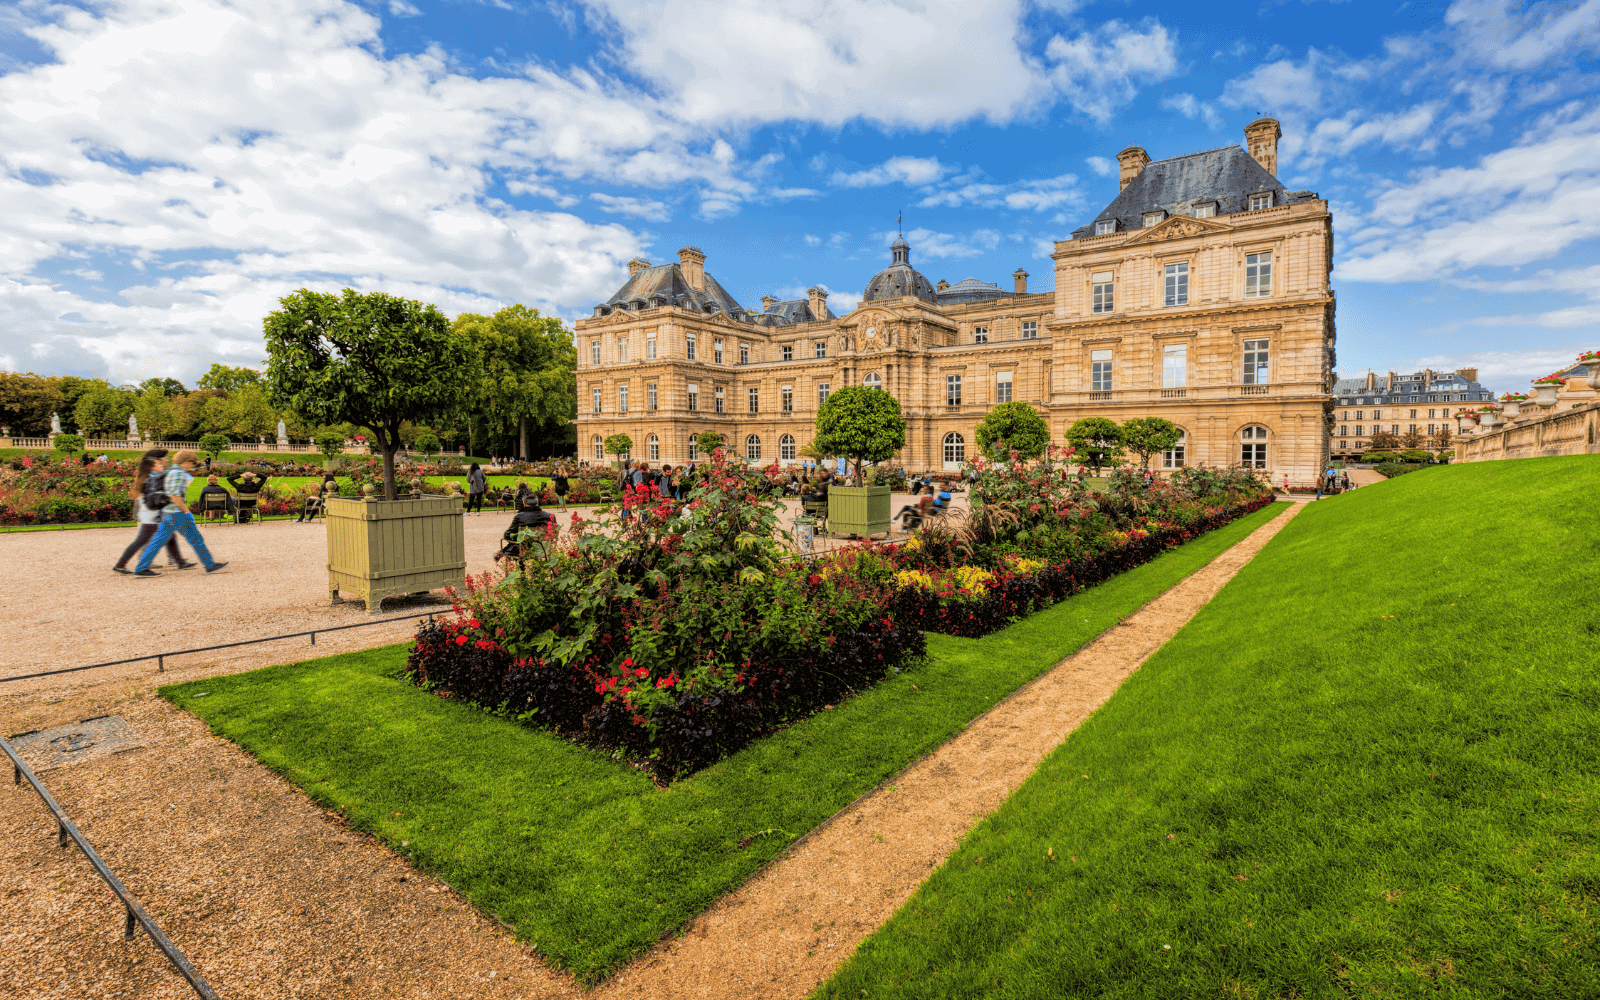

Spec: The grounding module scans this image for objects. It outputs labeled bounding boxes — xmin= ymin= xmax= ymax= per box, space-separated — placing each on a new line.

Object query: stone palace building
xmin=573 ymin=118 xmax=1336 ymax=480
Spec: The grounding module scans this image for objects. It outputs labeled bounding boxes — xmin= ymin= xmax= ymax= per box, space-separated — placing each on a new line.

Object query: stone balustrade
xmin=1456 ymin=399 xmax=1600 ymax=463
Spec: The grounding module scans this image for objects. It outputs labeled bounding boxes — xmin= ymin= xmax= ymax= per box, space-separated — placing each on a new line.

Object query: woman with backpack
xmin=113 ymin=450 xmax=192 ymax=574
xmin=132 ymin=449 xmax=228 ymax=577
xmin=466 ymin=462 xmax=487 ymax=514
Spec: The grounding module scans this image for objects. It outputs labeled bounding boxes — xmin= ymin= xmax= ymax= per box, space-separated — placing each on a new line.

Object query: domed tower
xmin=863 ymin=236 xmax=937 ymax=303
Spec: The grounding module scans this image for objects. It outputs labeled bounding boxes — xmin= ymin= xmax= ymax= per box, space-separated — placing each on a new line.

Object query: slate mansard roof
xmin=1071 ymin=145 xmax=1318 ymax=239
xmin=937 ymin=276 xmax=1012 ymax=305
xmin=1333 ymin=373 xmax=1494 ymax=404
xmin=750 ymin=298 xmax=836 ymax=327
xmin=595 ymin=262 xmax=746 ymax=319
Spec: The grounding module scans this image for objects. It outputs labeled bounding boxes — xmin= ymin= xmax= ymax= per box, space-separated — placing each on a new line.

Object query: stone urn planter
xmin=1583 ymin=357 xmax=1600 ymax=391
xmin=828 ymin=485 xmax=892 ymax=538
xmin=326 ymin=494 xmax=465 ymax=612
xmin=1479 ymin=409 xmax=1501 ymax=432
xmin=1456 ymin=414 xmax=1477 ymax=435
xmin=1501 ymin=398 xmax=1523 ymax=420
xmin=1533 ymin=383 xmax=1561 ymax=408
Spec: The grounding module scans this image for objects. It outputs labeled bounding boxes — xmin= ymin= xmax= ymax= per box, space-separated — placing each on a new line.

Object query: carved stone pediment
xmin=1122 ymin=214 xmax=1229 ymax=246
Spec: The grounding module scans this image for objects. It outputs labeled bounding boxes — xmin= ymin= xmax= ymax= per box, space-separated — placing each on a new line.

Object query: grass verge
xmin=160 ymin=501 xmax=1288 ymax=983
xmin=817 ymin=456 xmax=1600 ymax=999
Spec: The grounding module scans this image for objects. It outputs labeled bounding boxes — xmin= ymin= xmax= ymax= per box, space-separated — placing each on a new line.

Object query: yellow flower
xmin=895 ymin=569 xmax=936 ymax=591
xmin=903 ymin=536 xmax=922 ymax=552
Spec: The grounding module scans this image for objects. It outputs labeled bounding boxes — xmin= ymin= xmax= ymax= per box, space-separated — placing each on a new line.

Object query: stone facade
xmin=574 ymin=119 xmax=1336 ymax=480
xmin=1330 ymin=368 xmax=1496 ymax=456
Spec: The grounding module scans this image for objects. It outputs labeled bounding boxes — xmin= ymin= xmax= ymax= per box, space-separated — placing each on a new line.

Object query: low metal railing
xmin=1 ymin=613 xmax=438 ymax=684
xmin=3 ymin=737 xmax=220 ymax=999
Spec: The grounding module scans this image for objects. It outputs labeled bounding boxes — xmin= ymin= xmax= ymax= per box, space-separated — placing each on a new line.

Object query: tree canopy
xmin=1120 ymin=416 xmax=1182 ymax=469
xmin=71 ymin=384 xmax=133 ymax=437
xmin=198 ymin=363 xmax=265 ymax=394
xmin=263 ymin=288 xmax=480 ymax=499
xmin=813 ymin=386 xmax=907 ymax=481
xmin=1065 ymin=416 xmax=1125 ymax=475
xmin=974 ymin=401 xmax=1050 ymax=460
xmin=604 ymin=433 xmax=634 ymax=464
xmin=138 ymin=377 xmax=187 ymax=396
xmin=695 ymin=431 xmax=724 ymax=460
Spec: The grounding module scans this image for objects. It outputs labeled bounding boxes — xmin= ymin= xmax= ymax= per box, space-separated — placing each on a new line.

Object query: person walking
xmin=466 ymin=462 xmax=487 ymax=514
xmin=133 ymin=450 xmax=228 ymax=577
xmin=113 ymin=451 xmax=191 ymax=574
xmin=550 ymin=465 xmax=570 ymax=511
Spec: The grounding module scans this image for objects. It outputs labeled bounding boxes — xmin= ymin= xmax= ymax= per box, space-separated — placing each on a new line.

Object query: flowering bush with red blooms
xmin=0 ymin=456 xmax=138 ymax=525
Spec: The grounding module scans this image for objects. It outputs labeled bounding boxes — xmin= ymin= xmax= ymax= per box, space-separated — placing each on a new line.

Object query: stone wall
xmin=1455 ymin=401 xmax=1600 ymax=463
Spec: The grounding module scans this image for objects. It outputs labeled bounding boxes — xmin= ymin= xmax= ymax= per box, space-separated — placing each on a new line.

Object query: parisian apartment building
xmin=1331 ymin=369 xmax=1496 ymax=456
xmin=573 ymin=118 xmax=1336 ymax=481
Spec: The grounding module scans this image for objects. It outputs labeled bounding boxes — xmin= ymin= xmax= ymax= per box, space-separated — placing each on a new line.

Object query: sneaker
xmin=112 ymin=566 xmax=131 ymax=575
xmin=175 ymin=561 xmax=198 ymax=570
xmin=205 ymin=561 xmax=230 ymax=573
xmin=133 ymin=570 xmax=162 ymax=578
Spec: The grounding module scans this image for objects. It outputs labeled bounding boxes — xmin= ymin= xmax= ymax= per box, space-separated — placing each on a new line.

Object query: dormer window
xmin=1095 ymin=220 xmax=1116 ymax=236
xmin=1249 ymin=192 xmax=1273 ymax=211
xmin=1193 ymin=203 xmax=1216 ymax=219
xmin=1142 ymin=211 xmax=1166 ymax=228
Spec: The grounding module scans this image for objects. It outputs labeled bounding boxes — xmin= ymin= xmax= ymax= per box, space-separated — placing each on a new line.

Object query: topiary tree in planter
xmin=315 ymin=430 xmax=345 ymax=470
xmin=604 ymin=433 xmax=633 ymax=467
xmin=53 ymin=432 xmax=84 ymax=457
xmin=1065 ymin=416 xmax=1124 ymax=476
xmin=975 ymin=401 xmax=1049 ymax=460
xmin=813 ymin=385 xmax=906 ymax=483
xmin=695 ymin=431 xmax=724 ymax=461
xmin=264 ymin=289 xmax=481 ymax=500
xmin=198 ymin=433 xmax=231 ymax=459
xmin=1119 ymin=416 xmax=1181 ymax=470
xmin=414 ymin=433 xmax=441 ymax=458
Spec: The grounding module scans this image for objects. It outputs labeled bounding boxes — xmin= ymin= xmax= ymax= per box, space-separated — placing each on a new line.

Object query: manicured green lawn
xmin=159 ymin=502 xmax=1287 ymax=983
xmin=818 ymin=456 xmax=1600 ymax=999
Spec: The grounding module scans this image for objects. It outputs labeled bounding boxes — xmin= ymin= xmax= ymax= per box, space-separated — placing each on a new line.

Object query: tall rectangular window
xmin=687 ymin=382 xmax=698 ymax=412
xmin=1244 ymin=251 xmax=1273 ymax=298
xmin=714 ymin=386 xmax=724 ymax=413
xmin=1164 ymin=262 xmax=1189 ymax=306
xmin=647 ymin=384 xmax=658 ymax=411
xmin=817 ymin=383 xmax=830 ymax=407
xmin=1355 ymin=425 xmax=1364 ymax=436
xmin=687 ymin=436 xmax=698 ymax=461
xmin=1242 ymin=339 xmax=1269 ymax=385
xmin=973 ymin=326 xmax=988 ymax=345
xmin=618 ymin=386 xmax=629 ymax=413
xmin=1091 ymin=271 xmax=1113 ymax=314
xmin=748 ymin=387 xmax=759 ymax=413
xmin=1373 ymin=408 xmax=1383 ymax=420
xmin=686 ymin=332 xmax=697 ymax=361
xmin=591 ymin=387 xmax=601 ymax=413
xmin=995 ymin=370 xmax=1013 ymax=404
xmin=1090 ymin=349 xmax=1113 ymax=392
xmin=1409 ymin=409 xmax=1417 ymax=419
xmin=714 ymin=339 xmax=724 ymax=364
xmin=740 ymin=342 xmax=749 ymax=365
xmin=646 ymin=332 xmax=656 ymax=359
xmin=1340 ymin=425 xmax=1348 ymax=437
xmin=782 ymin=344 xmax=793 ymax=361
xmin=1021 ymin=320 xmax=1038 ymax=339
xmin=781 ymin=386 xmax=793 ymax=413
xmin=617 ymin=336 xmax=628 ymax=363
xmin=946 ymin=374 xmax=962 ymax=406
xmin=590 ymin=340 xmax=600 ymax=366
xmin=1162 ymin=344 xmax=1188 ymax=388
xmin=814 ymin=341 xmax=827 ymax=359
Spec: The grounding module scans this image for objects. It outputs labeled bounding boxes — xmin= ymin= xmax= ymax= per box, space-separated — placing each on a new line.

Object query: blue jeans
xmin=136 ymin=511 xmax=219 ymax=572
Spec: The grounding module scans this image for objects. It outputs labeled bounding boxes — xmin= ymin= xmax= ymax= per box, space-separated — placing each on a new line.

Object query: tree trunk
xmin=380 ymin=429 xmax=399 ymax=500
xmin=519 ymin=415 xmax=528 ymax=462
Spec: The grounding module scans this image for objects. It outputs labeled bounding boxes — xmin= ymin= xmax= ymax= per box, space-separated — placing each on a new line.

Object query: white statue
xmin=277 ymin=419 xmax=287 ymax=440
xmin=128 ymin=413 xmax=138 ymax=437
xmin=50 ymin=412 xmax=61 ymax=435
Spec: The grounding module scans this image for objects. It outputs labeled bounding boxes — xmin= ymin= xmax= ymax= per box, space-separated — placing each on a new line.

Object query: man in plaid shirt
xmin=133 ymin=449 xmax=230 ymax=577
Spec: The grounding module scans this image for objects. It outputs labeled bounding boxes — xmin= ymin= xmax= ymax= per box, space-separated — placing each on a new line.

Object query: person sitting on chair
xmin=198 ymin=474 xmax=235 ymax=520
xmin=494 ymin=496 xmax=554 ymax=563
xmin=227 ymin=469 xmax=269 ymax=522
xmin=295 ymin=474 xmax=336 ymax=522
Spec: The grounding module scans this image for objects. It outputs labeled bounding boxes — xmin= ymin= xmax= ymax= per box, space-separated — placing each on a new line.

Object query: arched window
xmin=648 ymin=434 xmax=659 ymax=461
xmin=863 ymin=372 xmax=882 ymax=390
xmin=1162 ymin=430 xmax=1187 ymax=469
xmin=779 ymin=434 xmax=796 ymax=461
xmin=942 ymin=431 xmax=965 ymax=470
xmin=592 ymin=434 xmax=603 ymax=460
xmin=1240 ymin=426 xmax=1268 ymax=468
xmin=745 ymin=434 xmax=761 ymax=462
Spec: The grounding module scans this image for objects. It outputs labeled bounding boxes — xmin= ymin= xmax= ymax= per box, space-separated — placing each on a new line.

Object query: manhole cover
xmin=9 ymin=716 xmax=144 ymax=771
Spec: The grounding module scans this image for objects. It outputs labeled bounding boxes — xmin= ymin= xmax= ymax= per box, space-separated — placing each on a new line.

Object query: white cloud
xmin=386 ymin=0 xmax=421 ymax=16
xmin=1160 ymin=92 xmax=1222 ymax=129
xmin=1085 ymin=155 xmax=1116 ymax=177
xmin=589 ymin=192 xmax=672 ymax=221
xmin=1395 ymin=342 xmax=1596 ymax=391
xmin=768 ymin=187 xmax=821 ymax=200
xmin=896 ymin=226 xmax=1000 ymax=259
xmin=803 ymin=233 xmax=822 ymax=246
xmin=831 ymin=156 xmax=947 ymax=188
xmin=1445 ymin=0 xmax=1600 ymax=71
xmin=1302 ymin=103 xmax=1444 ymax=158
xmin=1044 ymin=19 xmax=1181 ymax=123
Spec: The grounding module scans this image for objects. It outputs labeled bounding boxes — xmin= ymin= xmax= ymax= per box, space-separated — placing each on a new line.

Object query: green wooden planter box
xmin=326 ymin=495 xmax=466 ymax=612
xmin=828 ymin=484 xmax=892 ymax=538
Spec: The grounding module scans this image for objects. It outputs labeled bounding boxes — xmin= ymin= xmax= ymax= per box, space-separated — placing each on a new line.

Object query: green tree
xmin=219 ymin=384 xmax=277 ymax=440
xmin=0 ymin=372 xmax=65 ymax=436
xmin=198 ymin=433 xmax=231 ymax=457
xmin=133 ymin=385 xmax=175 ymax=441
xmin=138 ymin=377 xmax=186 ymax=396
xmin=315 ymin=431 xmax=345 ymax=467
xmin=263 ymin=289 xmax=481 ymax=499
xmin=974 ymin=401 xmax=1050 ymax=460
xmin=197 ymin=363 xmax=264 ymax=393
xmin=696 ymin=431 xmax=725 ymax=460
xmin=813 ymin=385 xmax=907 ymax=481
xmin=53 ymin=432 xmax=84 ymax=456
xmin=604 ymin=433 xmax=634 ymax=466
xmin=55 ymin=377 xmax=106 ymax=434
xmin=1120 ymin=416 xmax=1182 ymax=470
xmin=1065 ymin=416 xmax=1124 ymax=475
xmin=414 ymin=433 xmax=441 ymax=457
xmin=72 ymin=384 xmax=132 ymax=437
xmin=453 ymin=305 xmax=576 ymax=460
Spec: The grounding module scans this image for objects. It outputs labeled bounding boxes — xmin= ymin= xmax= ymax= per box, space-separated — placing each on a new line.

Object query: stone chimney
xmin=627 ymin=256 xmax=650 ymax=277
xmin=807 ymin=285 xmax=828 ymax=320
xmin=677 ymin=246 xmax=706 ymax=292
xmin=1116 ymin=146 xmax=1151 ymax=191
xmin=1245 ymin=117 xmax=1281 ymax=177
xmin=1455 ymin=367 xmax=1478 ymax=384
xmin=1013 ymin=269 xmax=1029 ymax=294
xmin=936 ymin=279 xmax=950 ymax=292
xmin=760 ymin=295 xmax=779 ymax=313
xmin=1422 ymin=368 xmax=1434 ymax=390
xmin=1364 ymin=371 xmax=1376 ymax=392
xmin=1386 ymin=370 xmax=1398 ymax=391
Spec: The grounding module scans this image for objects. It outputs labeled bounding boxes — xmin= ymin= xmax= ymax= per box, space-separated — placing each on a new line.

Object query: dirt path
xmin=590 ymin=502 xmax=1305 ymax=1000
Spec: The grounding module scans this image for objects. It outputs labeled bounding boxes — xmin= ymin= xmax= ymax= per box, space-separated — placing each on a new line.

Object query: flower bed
xmin=406 ymin=448 xmax=1270 ymax=779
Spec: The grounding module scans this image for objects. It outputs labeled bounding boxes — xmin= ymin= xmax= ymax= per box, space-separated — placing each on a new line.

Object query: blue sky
xmin=2 ymin=0 xmax=1597 ymax=393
